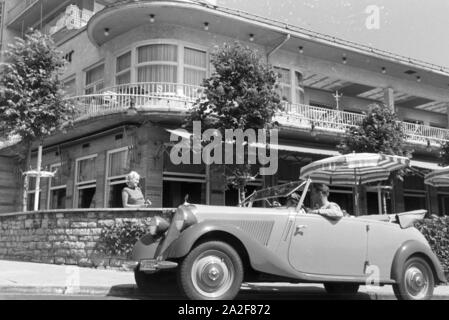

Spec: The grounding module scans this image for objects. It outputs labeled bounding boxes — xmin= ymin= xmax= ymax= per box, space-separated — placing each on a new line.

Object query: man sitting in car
xmin=308 ymin=183 xmax=344 ymax=219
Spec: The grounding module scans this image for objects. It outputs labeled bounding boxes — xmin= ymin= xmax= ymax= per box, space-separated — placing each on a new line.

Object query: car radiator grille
xmin=207 ymin=220 xmax=275 ymax=246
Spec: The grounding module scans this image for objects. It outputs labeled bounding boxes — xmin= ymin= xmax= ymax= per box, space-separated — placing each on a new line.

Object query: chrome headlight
xmin=173 ymin=205 xmax=198 ymax=232
xmin=149 ymin=216 xmax=170 ymax=236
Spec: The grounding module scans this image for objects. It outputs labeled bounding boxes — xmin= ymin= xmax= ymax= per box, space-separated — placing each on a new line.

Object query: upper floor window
xmin=137 ymin=44 xmax=178 ymax=83
xmin=116 ymin=51 xmax=131 ymax=85
xmin=184 ymin=47 xmax=207 ymax=87
xmin=85 ymin=64 xmax=104 ymax=94
xmin=275 ymin=67 xmax=292 ymax=102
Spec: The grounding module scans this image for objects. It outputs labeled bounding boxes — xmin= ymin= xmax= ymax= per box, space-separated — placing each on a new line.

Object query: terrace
xmin=65 ymin=82 xmax=449 ymax=147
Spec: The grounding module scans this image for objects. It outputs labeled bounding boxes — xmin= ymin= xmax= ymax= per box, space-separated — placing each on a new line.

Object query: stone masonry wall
xmin=0 ymin=209 xmax=173 ymax=268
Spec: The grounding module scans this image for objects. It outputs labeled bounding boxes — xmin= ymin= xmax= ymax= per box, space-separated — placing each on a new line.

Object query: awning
xmin=250 ymin=142 xmax=339 ymax=156
xmin=410 ymin=160 xmax=441 ymax=171
xmin=166 ymin=129 xmax=340 ymax=156
xmin=273 ymin=145 xmax=340 ymax=157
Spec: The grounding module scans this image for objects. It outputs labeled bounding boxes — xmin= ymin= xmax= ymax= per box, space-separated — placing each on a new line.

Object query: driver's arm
xmin=311 ymin=203 xmax=343 ymax=219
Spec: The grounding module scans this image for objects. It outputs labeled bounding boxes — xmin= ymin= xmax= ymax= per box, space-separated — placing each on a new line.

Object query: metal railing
xmin=401 ymin=121 xmax=449 ymax=146
xmin=277 ymin=103 xmax=449 ymax=146
xmin=66 ymin=82 xmax=203 ymax=120
xmin=64 ymin=83 xmax=449 ymax=146
xmin=7 ymin=0 xmax=39 ymax=24
xmin=277 ymin=103 xmax=365 ymax=133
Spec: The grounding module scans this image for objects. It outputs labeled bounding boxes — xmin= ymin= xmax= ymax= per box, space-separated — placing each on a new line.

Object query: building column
xmin=209 ymin=167 xmax=225 ymax=206
xmin=446 ymin=105 xmax=449 ymax=129
xmin=383 ymin=87 xmax=395 ymax=112
xmin=392 ymin=177 xmax=405 ymax=213
xmin=354 ymin=185 xmax=367 ymax=216
xmin=426 ymin=185 xmax=439 ymax=216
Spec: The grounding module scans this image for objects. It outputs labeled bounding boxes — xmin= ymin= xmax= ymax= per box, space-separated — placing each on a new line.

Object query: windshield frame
xmin=242 ymin=180 xmax=308 ymax=207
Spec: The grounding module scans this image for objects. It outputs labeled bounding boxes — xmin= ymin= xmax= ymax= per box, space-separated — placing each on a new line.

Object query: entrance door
xmin=288 ymin=213 xmax=368 ymax=276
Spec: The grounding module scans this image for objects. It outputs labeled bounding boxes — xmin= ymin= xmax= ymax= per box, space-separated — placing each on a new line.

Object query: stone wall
xmin=0 ymin=208 xmax=174 ymax=268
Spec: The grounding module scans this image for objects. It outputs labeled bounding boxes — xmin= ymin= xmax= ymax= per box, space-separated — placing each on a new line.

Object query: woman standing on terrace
xmin=122 ymin=171 xmax=152 ymax=208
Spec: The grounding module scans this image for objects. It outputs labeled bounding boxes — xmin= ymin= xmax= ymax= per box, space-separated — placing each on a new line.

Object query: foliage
xmin=99 ymin=219 xmax=151 ymax=258
xmin=0 ymin=29 xmax=74 ymax=144
xmin=438 ymin=141 xmax=449 ymax=167
xmin=185 ymin=42 xmax=282 ymax=131
xmin=183 ymin=42 xmax=283 ymax=202
xmin=338 ymin=104 xmax=410 ymax=157
xmin=415 ymin=216 xmax=449 ymax=273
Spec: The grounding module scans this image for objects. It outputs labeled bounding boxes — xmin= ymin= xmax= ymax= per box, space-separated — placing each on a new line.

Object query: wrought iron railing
xmin=66 ymin=82 xmax=203 ymax=120
xmin=64 ymin=83 xmax=449 ymax=146
xmin=276 ymin=103 xmax=365 ymax=133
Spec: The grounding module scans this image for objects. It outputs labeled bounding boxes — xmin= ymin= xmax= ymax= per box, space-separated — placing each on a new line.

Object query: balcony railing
xmin=64 ymin=82 xmax=449 ymax=147
xmin=66 ymin=82 xmax=203 ymax=121
xmin=277 ymin=103 xmax=365 ymax=133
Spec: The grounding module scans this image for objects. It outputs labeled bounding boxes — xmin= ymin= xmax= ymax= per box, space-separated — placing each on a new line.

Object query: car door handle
xmin=295 ymin=225 xmax=307 ymax=235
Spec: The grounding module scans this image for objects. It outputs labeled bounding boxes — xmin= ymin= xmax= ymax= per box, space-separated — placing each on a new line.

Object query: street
xmin=1 ymin=282 xmax=448 ymax=300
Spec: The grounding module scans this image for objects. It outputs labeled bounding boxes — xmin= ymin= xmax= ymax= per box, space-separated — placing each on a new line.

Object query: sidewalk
xmin=0 ymin=260 xmax=448 ymax=299
xmin=0 ymin=260 xmax=136 ymax=296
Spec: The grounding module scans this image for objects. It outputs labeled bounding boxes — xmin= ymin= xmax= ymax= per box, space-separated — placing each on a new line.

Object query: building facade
xmin=1 ymin=0 xmax=449 ymax=216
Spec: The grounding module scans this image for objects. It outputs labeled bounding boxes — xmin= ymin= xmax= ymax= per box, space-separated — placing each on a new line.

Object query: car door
xmin=365 ymin=220 xmax=409 ymax=282
xmin=288 ymin=213 xmax=368 ymax=277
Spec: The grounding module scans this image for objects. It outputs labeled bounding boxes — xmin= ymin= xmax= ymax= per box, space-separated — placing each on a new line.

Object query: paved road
xmin=1 ymin=261 xmax=447 ymax=300
xmin=1 ymin=283 xmax=448 ymax=300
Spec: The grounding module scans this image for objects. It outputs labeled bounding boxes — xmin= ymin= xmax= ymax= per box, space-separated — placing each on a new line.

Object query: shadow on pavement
xmin=106 ymin=283 xmax=373 ymax=300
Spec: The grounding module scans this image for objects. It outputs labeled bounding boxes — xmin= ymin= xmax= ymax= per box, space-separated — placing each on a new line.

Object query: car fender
xmin=391 ymin=240 xmax=446 ymax=284
xmin=132 ymin=234 xmax=161 ymax=261
xmin=166 ymin=221 xmax=301 ymax=279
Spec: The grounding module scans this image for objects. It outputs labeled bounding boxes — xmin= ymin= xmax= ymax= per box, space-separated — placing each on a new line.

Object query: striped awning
xmin=424 ymin=167 xmax=449 ymax=187
xmin=299 ymin=153 xmax=410 ymax=185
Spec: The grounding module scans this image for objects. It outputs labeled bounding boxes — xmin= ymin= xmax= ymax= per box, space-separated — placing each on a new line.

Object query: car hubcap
xmin=405 ymin=266 xmax=429 ymax=299
xmin=191 ymin=250 xmax=234 ymax=298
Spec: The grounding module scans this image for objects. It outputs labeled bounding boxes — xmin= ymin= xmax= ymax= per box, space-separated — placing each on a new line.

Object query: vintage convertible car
xmin=130 ymin=180 xmax=446 ymax=300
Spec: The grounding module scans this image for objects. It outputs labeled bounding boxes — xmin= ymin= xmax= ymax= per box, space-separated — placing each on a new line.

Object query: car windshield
xmin=242 ymin=180 xmax=306 ymax=206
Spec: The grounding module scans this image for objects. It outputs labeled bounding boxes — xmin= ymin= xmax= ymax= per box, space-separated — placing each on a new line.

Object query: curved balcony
xmin=64 ymin=82 xmax=449 ymax=148
xmin=66 ymin=82 xmax=203 ymax=122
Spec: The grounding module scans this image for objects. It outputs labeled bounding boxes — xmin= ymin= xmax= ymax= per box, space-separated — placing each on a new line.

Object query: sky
xmin=218 ymin=0 xmax=449 ymax=68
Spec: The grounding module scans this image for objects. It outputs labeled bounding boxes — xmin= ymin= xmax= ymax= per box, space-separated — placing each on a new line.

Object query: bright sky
xmin=219 ymin=0 xmax=449 ymax=68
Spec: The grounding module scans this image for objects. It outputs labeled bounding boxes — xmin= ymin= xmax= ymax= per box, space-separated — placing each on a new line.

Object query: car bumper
xmin=132 ymin=259 xmax=179 ymax=272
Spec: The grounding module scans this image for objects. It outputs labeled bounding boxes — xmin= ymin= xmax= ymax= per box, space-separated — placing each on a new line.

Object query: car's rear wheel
xmin=393 ymin=256 xmax=434 ymax=300
xmin=178 ymin=241 xmax=244 ymax=300
xmin=324 ymin=283 xmax=360 ymax=297
xmin=134 ymin=268 xmax=177 ymax=294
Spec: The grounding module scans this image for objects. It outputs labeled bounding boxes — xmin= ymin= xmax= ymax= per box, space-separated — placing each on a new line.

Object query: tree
xmin=438 ymin=141 xmax=449 ymax=167
xmin=0 ymin=30 xmax=74 ymax=211
xmin=338 ymin=103 xmax=412 ymax=215
xmin=338 ymin=103 xmax=410 ymax=157
xmin=184 ymin=42 xmax=282 ymax=204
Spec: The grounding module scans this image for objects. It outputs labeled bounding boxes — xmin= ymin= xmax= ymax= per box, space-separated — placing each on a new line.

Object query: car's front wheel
xmin=393 ymin=256 xmax=434 ymax=300
xmin=324 ymin=283 xmax=360 ymax=297
xmin=178 ymin=241 xmax=244 ymax=300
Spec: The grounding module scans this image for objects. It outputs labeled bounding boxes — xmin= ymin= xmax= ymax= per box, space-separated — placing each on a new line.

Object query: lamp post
xmin=333 ymin=90 xmax=343 ymax=110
